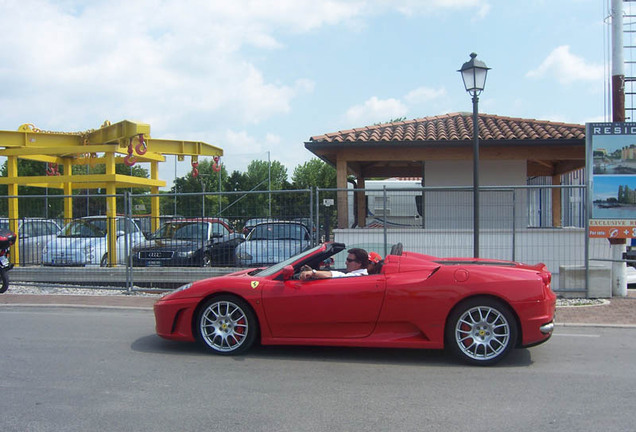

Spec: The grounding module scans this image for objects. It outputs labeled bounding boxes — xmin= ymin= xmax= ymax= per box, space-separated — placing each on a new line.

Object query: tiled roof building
xmin=305 ymin=112 xmax=586 ymax=228
xmin=309 ymin=112 xmax=585 ymax=143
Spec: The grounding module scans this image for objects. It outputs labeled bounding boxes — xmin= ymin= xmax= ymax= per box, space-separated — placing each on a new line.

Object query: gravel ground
xmin=2 ymin=283 xmax=605 ymax=307
xmin=4 ymin=283 xmax=164 ymax=297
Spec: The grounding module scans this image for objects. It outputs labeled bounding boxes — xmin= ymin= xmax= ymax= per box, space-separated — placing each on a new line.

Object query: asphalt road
xmin=1 ymin=306 xmax=635 ymax=432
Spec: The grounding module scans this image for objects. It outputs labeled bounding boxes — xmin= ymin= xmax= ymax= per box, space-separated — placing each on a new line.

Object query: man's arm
xmin=299 ymin=269 xmax=334 ymax=280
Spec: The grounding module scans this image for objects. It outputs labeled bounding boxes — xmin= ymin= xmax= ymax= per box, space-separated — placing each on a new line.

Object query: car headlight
xmin=173 ymin=283 xmax=193 ymax=293
xmin=177 ymin=250 xmax=194 ymax=258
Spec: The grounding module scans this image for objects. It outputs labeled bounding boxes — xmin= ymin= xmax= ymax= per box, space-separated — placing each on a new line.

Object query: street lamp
xmin=459 ymin=52 xmax=490 ymax=258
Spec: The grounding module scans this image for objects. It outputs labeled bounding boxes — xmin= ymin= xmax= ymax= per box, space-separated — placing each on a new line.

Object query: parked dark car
xmin=235 ymin=220 xmax=311 ymax=266
xmin=133 ymin=215 xmax=182 ymax=239
xmin=132 ymin=218 xmax=244 ymax=267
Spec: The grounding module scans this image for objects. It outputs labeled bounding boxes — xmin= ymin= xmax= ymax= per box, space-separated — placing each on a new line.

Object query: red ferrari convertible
xmin=154 ymin=242 xmax=556 ymax=366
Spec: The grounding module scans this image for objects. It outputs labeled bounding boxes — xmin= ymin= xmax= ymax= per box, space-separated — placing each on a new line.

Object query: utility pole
xmin=611 ymin=0 xmax=627 ymax=296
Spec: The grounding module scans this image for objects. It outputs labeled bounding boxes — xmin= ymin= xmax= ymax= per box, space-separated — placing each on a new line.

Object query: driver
xmin=300 ymin=248 xmax=369 ymax=280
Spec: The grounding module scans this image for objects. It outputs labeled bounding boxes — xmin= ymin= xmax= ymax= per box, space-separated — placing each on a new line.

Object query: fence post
xmin=512 ymin=189 xmax=517 ymax=262
xmin=383 ymin=186 xmax=388 ymax=257
xmin=125 ymin=191 xmax=133 ymax=294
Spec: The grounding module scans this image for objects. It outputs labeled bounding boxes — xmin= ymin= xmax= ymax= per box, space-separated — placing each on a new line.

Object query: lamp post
xmin=459 ymin=52 xmax=490 ymax=258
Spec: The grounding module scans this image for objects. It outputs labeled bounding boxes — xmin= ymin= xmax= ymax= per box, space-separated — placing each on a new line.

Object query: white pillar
xmin=612 ymin=243 xmax=627 ymax=297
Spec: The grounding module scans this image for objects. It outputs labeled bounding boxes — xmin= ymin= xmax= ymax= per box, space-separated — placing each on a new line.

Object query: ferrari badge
xmin=250 ymin=281 xmax=259 ymax=289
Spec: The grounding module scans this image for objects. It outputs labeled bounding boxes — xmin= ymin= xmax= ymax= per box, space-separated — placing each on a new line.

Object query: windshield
xmin=254 ymin=244 xmax=325 ymax=277
xmin=153 ymin=222 xmax=209 ymax=241
xmin=248 ymin=223 xmax=308 ymax=241
xmin=60 ymin=219 xmax=106 ymax=238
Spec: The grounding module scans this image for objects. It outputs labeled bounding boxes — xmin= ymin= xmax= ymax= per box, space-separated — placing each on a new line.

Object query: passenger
xmin=367 ymin=252 xmax=383 ymax=274
xmin=300 ymin=248 xmax=369 ymax=280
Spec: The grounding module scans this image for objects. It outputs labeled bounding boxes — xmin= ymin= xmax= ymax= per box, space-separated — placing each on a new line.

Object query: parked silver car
xmin=42 ymin=216 xmax=144 ymax=266
xmin=235 ymin=221 xmax=311 ymax=267
xmin=0 ymin=218 xmax=61 ymax=265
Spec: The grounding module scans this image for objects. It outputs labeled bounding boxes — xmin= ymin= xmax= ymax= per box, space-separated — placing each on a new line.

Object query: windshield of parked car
xmin=59 ymin=220 xmax=106 ymax=238
xmin=248 ymin=223 xmax=308 ymax=241
xmin=254 ymin=243 xmax=326 ymax=277
xmin=153 ymin=222 xmax=209 ymax=241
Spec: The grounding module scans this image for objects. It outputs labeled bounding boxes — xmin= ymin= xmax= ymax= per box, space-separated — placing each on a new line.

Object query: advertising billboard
xmin=587 ymin=122 xmax=636 ymax=238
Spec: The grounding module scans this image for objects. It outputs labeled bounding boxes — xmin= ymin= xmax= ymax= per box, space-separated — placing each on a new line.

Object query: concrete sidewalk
xmin=1 ymin=291 xmax=636 ymax=327
xmin=555 ymin=290 xmax=636 ymax=326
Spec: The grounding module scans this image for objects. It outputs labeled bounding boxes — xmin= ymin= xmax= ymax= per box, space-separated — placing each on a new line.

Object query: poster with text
xmin=588 ymin=122 xmax=636 ymax=238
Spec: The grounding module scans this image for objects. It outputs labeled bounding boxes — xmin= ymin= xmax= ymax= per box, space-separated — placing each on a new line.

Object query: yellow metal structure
xmin=0 ymin=120 xmax=223 ymax=266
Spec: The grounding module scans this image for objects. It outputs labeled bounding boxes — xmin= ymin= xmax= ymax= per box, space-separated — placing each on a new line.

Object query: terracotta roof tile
xmin=309 ymin=112 xmax=585 ymax=144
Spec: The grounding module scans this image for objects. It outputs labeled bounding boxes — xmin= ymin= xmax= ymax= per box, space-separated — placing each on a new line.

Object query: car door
xmin=262 ymin=274 xmax=386 ymax=339
xmin=115 ymin=218 xmax=143 ymax=263
xmin=18 ymin=221 xmax=35 ymax=264
xmin=209 ymin=222 xmax=233 ymax=265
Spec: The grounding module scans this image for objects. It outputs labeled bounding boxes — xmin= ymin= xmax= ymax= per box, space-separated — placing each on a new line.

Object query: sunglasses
xmin=346 ymin=258 xmax=358 ymax=263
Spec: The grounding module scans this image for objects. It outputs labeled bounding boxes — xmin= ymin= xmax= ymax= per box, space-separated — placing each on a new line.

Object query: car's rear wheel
xmin=446 ymin=297 xmax=517 ymax=366
xmin=196 ymin=295 xmax=257 ymax=355
xmin=202 ymin=253 xmax=211 ymax=267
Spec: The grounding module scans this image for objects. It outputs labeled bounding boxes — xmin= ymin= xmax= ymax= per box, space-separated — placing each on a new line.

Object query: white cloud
xmin=374 ymin=0 xmax=490 ymax=18
xmin=343 ymin=85 xmax=447 ymax=126
xmin=526 ymin=45 xmax=604 ymax=84
xmin=0 ymin=0 xmax=489 ymax=134
xmin=344 ymin=97 xmax=409 ymax=124
xmin=0 ymin=0 xmax=333 ymax=132
xmin=404 ymin=86 xmax=447 ymax=104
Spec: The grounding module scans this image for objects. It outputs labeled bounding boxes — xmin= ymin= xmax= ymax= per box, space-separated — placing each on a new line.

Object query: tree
xmin=244 ymin=160 xmax=289 ymax=191
xmin=292 ymin=158 xmax=336 ymax=189
xmin=0 ymin=159 xmax=64 ymax=217
xmin=169 ymin=159 xmax=230 ymax=217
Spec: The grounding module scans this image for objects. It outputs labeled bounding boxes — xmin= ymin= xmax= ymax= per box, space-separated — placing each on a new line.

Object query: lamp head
xmin=459 ymin=52 xmax=490 ymax=96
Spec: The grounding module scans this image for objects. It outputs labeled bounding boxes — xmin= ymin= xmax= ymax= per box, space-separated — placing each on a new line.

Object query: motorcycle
xmin=0 ymin=228 xmax=16 ymax=293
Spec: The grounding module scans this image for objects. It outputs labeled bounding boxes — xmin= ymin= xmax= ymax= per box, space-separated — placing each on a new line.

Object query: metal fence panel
xmin=317 ymin=185 xmax=594 ymax=293
xmin=0 ymin=184 xmax=615 ymax=296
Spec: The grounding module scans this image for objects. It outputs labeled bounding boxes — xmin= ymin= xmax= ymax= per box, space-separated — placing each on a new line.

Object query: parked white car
xmin=0 ymin=218 xmax=61 ymax=265
xmin=42 ymin=216 xmax=144 ymax=266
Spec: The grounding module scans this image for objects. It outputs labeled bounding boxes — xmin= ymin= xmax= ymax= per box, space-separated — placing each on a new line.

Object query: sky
xmin=0 ymin=0 xmax=612 ymax=189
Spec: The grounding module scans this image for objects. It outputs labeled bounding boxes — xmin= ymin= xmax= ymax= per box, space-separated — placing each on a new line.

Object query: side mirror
xmin=282 ymin=265 xmax=295 ymax=280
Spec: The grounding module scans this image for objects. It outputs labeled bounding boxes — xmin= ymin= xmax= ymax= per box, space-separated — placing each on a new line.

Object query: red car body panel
xmin=154 ymin=244 xmax=556 ymax=352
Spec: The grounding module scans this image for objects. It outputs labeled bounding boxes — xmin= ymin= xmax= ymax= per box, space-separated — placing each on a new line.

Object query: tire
xmin=0 ymin=269 xmax=8 ymax=293
xmin=196 ymin=295 xmax=257 ymax=355
xmin=202 ymin=253 xmax=212 ymax=267
xmin=100 ymin=254 xmax=108 ymax=267
xmin=446 ymin=297 xmax=517 ymax=366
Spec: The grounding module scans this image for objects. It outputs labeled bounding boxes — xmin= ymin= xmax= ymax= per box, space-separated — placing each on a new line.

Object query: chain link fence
xmin=1 ymin=184 xmax=616 ymax=295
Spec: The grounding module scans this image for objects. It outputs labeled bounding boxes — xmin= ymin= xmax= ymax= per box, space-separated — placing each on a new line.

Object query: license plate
xmin=147 ymin=261 xmax=162 ymax=266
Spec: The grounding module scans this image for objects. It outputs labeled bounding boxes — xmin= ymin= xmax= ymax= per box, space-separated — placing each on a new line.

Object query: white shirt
xmin=330 ymin=268 xmax=368 ymax=278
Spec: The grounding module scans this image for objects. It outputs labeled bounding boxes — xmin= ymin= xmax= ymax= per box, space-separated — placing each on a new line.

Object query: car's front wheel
xmin=196 ymin=295 xmax=257 ymax=355
xmin=446 ymin=297 xmax=517 ymax=366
